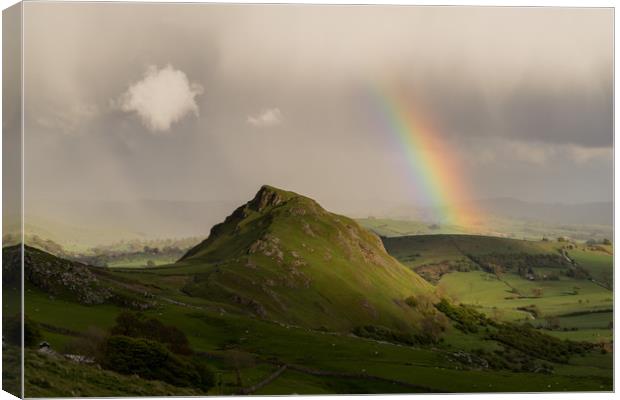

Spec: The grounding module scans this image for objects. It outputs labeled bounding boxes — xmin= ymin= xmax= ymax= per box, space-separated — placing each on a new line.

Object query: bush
xmin=110 ymin=311 xmax=192 ymax=355
xmin=352 ymin=325 xmax=432 ymax=346
xmin=100 ymin=335 xmax=214 ymax=391
xmin=435 ymin=299 xmax=491 ymax=333
xmin=404 ymin=296 xmax=418 ymax=308
xmin=488 ymin=323 xmax=593 ymax=363
xmin=468 ymin=253 xmax=568 ymax=278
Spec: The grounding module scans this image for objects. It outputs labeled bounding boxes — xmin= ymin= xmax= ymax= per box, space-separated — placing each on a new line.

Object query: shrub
xmin=435 ymin=299 xmax=491 ymax=333
xmin=110 ymin=311 xmax=192 ymax=355
xmin=100 ymin=335 xmax=214 ymax=391
xmin=404 ymin=296 xmax=418 ymax=308
xmin=468 ymin=253 xmax=568 ymax=277
xmin=488 ymin=323 xmax=593 ymax=363
xmin=352 ymin=325 xmax=418 ymax=346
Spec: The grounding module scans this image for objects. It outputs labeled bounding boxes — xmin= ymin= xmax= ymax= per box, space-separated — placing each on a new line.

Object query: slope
xmin=178 ymin=185 xmax=434 ymax=333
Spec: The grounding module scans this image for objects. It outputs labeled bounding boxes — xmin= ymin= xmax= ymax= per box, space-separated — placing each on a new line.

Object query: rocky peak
xmin=248 ymin=185 xmax=294 ymax=212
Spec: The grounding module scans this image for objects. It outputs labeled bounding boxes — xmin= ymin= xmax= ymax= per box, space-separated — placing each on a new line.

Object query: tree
xmin=110 ymin=311 xmax=192 ymax=355
xmin=100 ymin=335 xmax=213 ymax=391
xmin=146 ymin=260 xmax=156 ymax=267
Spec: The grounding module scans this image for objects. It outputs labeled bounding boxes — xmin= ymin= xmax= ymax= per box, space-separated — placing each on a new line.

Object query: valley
xmin=3 ymin=186 xmax=613 ymax=396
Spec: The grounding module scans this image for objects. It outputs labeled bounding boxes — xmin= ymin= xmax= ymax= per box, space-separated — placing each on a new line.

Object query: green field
xmin=107 ymin=255 xmax=179 ymax=268
xmin=15 ymin=283 xmax=612 ymax=395
xmin=384 ymin=234 xmax=613 ymax=349
xmin=358 ymin=216 xmax=613 ymax=243
xmin=7 ymin=187 xmax=614 ymax=396
xmin=568 ymin=248 xmax=613 ymax=288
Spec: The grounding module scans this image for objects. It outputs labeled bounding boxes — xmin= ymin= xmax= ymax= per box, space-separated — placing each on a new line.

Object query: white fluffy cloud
xmin=117 ymin=64 xmax=203 ymax=132
xmin=247 ymin=108 xmax=283 ymax=127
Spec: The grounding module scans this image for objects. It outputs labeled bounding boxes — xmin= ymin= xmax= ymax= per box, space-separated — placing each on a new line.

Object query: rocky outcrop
xmin=3 ymin=245 xmax=155 ymax=309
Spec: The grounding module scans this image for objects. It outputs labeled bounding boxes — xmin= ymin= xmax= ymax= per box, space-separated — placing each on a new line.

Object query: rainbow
xmin=367 ymin=85 xmax=481 ymax=229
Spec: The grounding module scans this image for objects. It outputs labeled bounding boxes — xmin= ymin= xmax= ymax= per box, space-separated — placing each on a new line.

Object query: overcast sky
xmin=17 ymin=4 xmax=613 ymax=218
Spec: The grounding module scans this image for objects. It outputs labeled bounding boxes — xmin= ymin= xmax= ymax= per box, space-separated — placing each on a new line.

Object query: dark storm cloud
xmin=19 ymin=3 xmax=613 ymax=224
xmin=500 ymin=78 xmax=612 ymax=147
xmin=419 ymin=71 xmax=613 ymax=148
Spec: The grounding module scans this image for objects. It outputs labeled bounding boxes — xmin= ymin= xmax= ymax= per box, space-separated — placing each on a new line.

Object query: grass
xmin=17 ymin=347 xmax=204 ymax=397
xmin=22 ymin=277 xmax=613 ymax=395
xmin=358 ymin=216 xmax=612 ymax=243
xmin=357 ymin=218 xmax=470 ymax=237
xmin=107 ymin=255 xmax=178 ymax=268
xmin=568 ymin=248 xmax=613 ymax=288
xmin=164 ymin=187 xmax=434 ymax=333
xmin=12 ymin=187 xmax=614 ymax=395
xmin=25 ymin=286 xmax=120 ymax=334
xmin=437 ymin=271 xmax=612 ymax=322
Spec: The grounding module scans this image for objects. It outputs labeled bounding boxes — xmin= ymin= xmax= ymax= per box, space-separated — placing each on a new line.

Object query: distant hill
xmin=473 ymin=198 xmax=612 ymax=226
xmin=387 ymin=198 xmax=612 ymax=226
xmin=23 ymin=199 xmax=238 ymax=249
xmin=178 ymin=185 xmax=434 ymax=332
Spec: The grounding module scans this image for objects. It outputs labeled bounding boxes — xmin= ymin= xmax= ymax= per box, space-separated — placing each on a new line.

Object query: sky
xmin=14 ymin=4 xmax=613 ymax=223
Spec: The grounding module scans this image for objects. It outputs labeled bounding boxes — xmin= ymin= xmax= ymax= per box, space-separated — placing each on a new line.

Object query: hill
xmin=4 ymin=347 xmax=203 ymax=397
xmin=22 ymin=199 xmax=237 ymax=250
xmin=7 ymin=234 xmax=611 ymax=395
xmin=358 ymin=216 xmax=612 ymax=243
xmin=473 ymin=198 xmax=612 ymax=226
xmin=386 ymin=198 xmax=612 ymax=227
xmin=177 ymin=185 xmax=433 ymax=333
xmin=382 ymin=234 xmax=613 ymax=340
xmin=3 ymin=245 xmax=156 ymax=309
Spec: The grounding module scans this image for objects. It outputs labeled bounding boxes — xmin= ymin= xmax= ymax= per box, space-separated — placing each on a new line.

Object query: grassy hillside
xmin=15 ymin=280 xmax=611 ymax=395
xmin=8 ymin=187 xmax=613 ymax=395
xmin=358 ymin=216 xmax=612 ymax=243
xmin=4 ymin=245 xmax=156 ymax=309
xmin=175 ymin=185 xmax=433 ymax=333
xmin=6 ymin=347 xmax=204 ymax=397
xmin=383 ymin=235 xmax=613 ymax=343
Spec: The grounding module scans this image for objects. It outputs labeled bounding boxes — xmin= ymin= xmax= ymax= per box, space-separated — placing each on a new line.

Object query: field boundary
xmin=237 ymin=361 xmax=441 ymax=394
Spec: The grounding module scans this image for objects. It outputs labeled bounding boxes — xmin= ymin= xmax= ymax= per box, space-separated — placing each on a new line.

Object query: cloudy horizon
xmin=13 ymin=4 xmax=613 ymax=222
